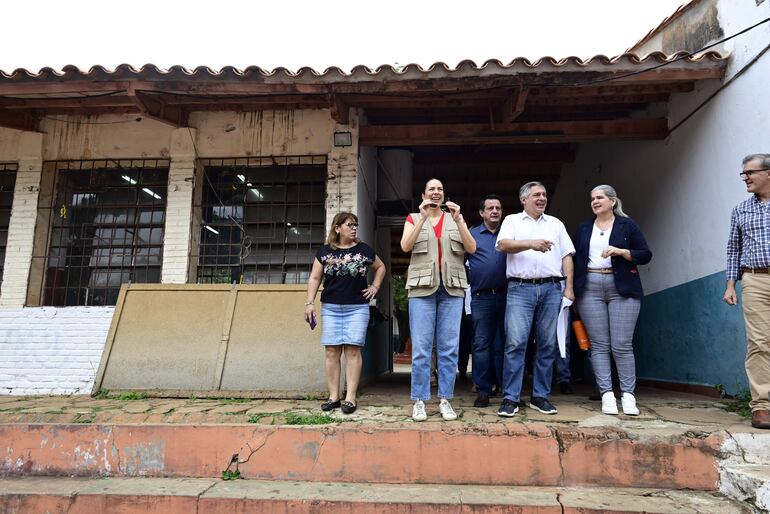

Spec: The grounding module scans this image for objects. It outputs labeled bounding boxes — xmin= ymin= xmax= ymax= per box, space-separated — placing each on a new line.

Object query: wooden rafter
xmin=328 ymin=93 xmax=350 ymax=124
xmin=127 ymin=86 xmax=187 ymax=127
xmin=359 ymin=119 xmax=668 ymax=146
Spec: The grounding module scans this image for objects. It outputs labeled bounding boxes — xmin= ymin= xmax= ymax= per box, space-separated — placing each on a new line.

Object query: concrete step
xmin=0 ymin=477 xmax=752 ymax=514
xmin=720 ymin=464 xmax=770 ymax=512
xmin=1 ymin=422 xmax=723 ymax=490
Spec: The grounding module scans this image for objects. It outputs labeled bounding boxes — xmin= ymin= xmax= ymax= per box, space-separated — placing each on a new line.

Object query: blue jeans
xmin=409 ymin=286 xmax=464 ymax=400
xmin=503 ymin=281 xmax=562 ymax=402
xmin=471 ymin=292 xmax=506 ymax=395
xmin=554 ymin=328 xmax=571 ymax=384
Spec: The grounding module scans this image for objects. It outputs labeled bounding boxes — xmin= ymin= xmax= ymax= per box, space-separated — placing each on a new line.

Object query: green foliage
xmin=717 ymin=384 xmax=752 ymax=418
xmin=217 ymin=397 xmax=251 ymax=404
xmin=116 ymin=391 xmax=148 ymax=401
xmin=221 ymin=469 xmax=241 ymax=481
xmin=284 ymin=412 xmax=336 ymax=425
xmin=247 ymin=413 xmax=274 ymax=424
xmin=93 ymin=389 xmax=110 ymax=399
xmin=392 ymin=275 xmax=408 ymax=314
xmin=73 ymin=413 xmax=95 ymax=424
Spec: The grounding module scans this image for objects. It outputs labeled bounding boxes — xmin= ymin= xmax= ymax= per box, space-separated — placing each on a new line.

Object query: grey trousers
xmin=577 ymin=272 xmax=641 ymax=394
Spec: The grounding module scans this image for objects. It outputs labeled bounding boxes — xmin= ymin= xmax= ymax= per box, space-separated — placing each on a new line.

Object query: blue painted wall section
xmin=635 ymin=271 xmax=748 ymax=394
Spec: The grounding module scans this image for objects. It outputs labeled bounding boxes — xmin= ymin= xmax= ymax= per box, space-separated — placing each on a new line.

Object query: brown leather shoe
xmin=751 ymin=409 xmax=770 ymax=429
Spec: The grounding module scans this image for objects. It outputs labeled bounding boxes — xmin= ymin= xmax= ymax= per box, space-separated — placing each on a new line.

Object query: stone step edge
xmin=0 ymin=423 xmax=724 ymax=490
xmin=0 ymin=477 xmax=750 ymax=514
xmin=720 ymin=464 xmax=770 ymax=512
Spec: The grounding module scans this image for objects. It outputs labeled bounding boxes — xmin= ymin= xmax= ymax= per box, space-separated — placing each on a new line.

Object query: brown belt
xmin=742 ymin=267 xmax=770 ymax=274
xmin=587 ymin=268 xmax=613 ymax=274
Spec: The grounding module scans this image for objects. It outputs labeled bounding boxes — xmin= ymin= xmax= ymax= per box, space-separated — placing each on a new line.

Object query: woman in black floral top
xmin=305 ymin=212 xmax=385 ymax=414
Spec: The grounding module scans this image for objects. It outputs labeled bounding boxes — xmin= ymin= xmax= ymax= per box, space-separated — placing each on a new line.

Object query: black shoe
xmin=321 ymin=399 xmax=341 ymax=411
xmin=529 ymin=396 xmax=557 ymax=414
xmin=340 ymin=400 xmax=357 ymax=414
xmin=497 ymin=399 xmax=519 ymax=417
xmin=589 ymin=389 xmax=601 ymax=401
xmin=473 ymin=394 xmax=490 ymax=408
xmin=559 ymin=383 xmax=574 ymax=395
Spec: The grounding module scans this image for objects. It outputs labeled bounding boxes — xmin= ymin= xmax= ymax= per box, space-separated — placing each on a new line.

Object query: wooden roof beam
xmin=328 ymin=93 xmax=350 ymax=124
xmin=360 ymin=119 xmax=668 ymax=146
xmin=0 ymin=110 xmax=40 ymax=132
xmin=127 ymin=86 xmax=187 ymax=127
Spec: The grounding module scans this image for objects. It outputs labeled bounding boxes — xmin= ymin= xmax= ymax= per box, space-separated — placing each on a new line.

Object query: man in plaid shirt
xmin=723 ymin=153 xmax=770 ymax=429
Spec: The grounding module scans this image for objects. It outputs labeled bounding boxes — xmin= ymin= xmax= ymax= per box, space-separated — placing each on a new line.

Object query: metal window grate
xmin=0 ymin=163 xmax=18 ymax=291
xmin=38 ymin=159 xmax=169 ymax=306
xmin=197 ymin=156 xmax=327 ymax=285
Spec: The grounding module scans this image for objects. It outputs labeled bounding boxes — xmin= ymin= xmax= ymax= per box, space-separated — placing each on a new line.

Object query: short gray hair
xmin=591 ymin=184 xmax=629 ymax=218
xmin=742 ymin=154 xmax=770 ymax=168
xmin=519 ymin=181 xmax=545 ymax=202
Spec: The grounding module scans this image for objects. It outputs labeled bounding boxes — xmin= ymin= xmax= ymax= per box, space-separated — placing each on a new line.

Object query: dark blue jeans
xmin=470 ymin=292 xmax=506 ymax=396
xmin=503 ymin=281 xmax=562 ymax=402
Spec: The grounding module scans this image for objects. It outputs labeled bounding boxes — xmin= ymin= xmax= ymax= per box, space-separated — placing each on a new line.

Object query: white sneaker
xmin=439 ymin=399 xmax=457 ymax=421
xmin=601 ymin=391 xmax=619 ymax=415
xmin=621 ymin=392 xmax=640 ymax=416
xmin=412 ymin=400 xmax=427 ymax=421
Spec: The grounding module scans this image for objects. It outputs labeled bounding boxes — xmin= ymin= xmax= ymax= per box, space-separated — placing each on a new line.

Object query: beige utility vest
xmin=405 ymin=213 xmax=468 ymax=298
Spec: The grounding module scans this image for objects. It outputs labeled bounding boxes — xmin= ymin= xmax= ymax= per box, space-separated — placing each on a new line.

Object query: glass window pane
xmin=41 ymin=163 xmax=168 ymax=306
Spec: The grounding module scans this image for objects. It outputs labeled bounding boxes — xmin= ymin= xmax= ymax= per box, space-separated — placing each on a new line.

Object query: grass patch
xmin=221 ymin=469 xmax=241 ymax=481
xmin=116 ymin=391 xmax=148 ymax=401
xmin=247 ymin=413 xmax=276 ymax=424
xmin=284 ymin=412 xmax=336 ymax=425
xmin=217 ymin=398 xmax=251 ymax=404
xmin=93 ymin=389 xmax=110 ymax=399
xmin=73 ymin=413 xmax=96 ymax=424
xmin=717 ymin=385 xmax=752 ymax=418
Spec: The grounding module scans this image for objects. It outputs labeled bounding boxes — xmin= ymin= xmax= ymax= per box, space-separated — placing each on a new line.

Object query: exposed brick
xmin=0 ymin=307 xmax=113 ymax=395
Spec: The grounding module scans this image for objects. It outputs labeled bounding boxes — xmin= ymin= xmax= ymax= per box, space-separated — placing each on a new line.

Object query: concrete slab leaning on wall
xmin=94 ymin=284 xmax=328 ymax=397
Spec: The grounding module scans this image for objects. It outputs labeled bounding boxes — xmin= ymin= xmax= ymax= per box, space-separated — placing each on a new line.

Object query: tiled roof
xmin=0 ymin=51 xmax=727 ymax=84
xmin=627 ymin=0 xmax=703 ymax=52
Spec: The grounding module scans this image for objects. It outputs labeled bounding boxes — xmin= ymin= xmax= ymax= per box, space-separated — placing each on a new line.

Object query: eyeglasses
xmin=740 ymin=168 xmax=770 ymax=179
xmin=341 ymin=223 xmax=359 ymax=228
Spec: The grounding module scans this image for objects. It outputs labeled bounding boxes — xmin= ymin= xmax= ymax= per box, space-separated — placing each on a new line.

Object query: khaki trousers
xmin=742 ymin=272 xmax=770 ymax=411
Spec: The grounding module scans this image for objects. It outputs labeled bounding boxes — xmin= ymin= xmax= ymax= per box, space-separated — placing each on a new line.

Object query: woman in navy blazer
xmin=573 ymin=185 xmax=652 ymax=416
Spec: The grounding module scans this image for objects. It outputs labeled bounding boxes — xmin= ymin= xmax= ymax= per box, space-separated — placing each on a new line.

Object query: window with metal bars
xmin=197 ymin=156 xmax=327 ymax=285
xmin=0 ymin=163 xmax=18 ymax=292
xmin=41 ymin=159 xmax=169 ymax=306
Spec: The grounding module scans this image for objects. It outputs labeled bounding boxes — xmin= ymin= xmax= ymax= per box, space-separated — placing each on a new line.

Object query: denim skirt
xmin=320 ymin=303 xmax=370 ymax=346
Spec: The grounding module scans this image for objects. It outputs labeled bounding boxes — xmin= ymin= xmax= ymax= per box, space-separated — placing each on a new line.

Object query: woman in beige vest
xmin=400 ymin=179 xmax=476 ymax=421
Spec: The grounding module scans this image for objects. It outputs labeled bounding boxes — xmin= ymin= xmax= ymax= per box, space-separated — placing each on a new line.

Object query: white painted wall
xmin=552 ymin=0 xmax=770 ymax=293
xmin=0 ymin=107 xmax=359 ymax=394
xmin=0 ymin=307 xmax=114 ymax=395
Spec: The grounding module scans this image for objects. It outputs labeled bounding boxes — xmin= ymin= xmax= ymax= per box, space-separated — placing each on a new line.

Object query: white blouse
xmin=588 ymin=223 xmax=612 ymax=269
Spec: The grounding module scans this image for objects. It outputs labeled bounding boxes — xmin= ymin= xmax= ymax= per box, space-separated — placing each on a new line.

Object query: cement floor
xmin=0 ymin=373 xmax=761 ymax=437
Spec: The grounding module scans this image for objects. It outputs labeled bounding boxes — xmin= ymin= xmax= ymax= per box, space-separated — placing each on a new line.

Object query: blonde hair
xmin=326 ymin=212 xmax=360 ymax=249
xmin=592 ymin=184 xmax=629 ymax=218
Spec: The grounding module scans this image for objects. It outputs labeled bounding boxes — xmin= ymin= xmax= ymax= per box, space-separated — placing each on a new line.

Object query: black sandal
xmin=341 ymin=400 xmax=357 ymax=414
xmin=321 ymin=399 xmax=341 ymax=411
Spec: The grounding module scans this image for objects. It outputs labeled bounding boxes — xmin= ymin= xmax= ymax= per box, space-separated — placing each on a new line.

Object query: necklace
xmin=595 ymin=218 xmax=614 ymax=236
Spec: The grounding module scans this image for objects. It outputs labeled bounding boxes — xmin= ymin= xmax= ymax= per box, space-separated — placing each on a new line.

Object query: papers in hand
xmin=556 ymin=296 xmax=573 ymax=359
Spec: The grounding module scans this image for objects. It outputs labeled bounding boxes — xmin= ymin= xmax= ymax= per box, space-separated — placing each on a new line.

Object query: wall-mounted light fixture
xmin=333 ymin=131 xmax=352 ymax=147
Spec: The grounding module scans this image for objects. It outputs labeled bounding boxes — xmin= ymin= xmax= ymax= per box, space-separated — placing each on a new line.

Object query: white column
xmin=0 ymin=132 xmax=44 ymax=308
xmin=161 ymin=128 xmax=197 ymax=284
xmin=325 ymin=110 xmax=360 ymax=232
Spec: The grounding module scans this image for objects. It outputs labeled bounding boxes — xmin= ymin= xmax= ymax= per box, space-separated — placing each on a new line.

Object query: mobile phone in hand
xmin=309 ymin=312 xmax=317 ymax=330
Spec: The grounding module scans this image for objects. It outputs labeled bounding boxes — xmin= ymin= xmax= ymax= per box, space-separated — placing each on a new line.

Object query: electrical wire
xmin=669 ymin=39 xmax=770 ymax=134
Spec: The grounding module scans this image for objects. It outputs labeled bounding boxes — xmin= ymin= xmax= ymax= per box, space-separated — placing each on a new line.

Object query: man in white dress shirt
xmin=495 ymin=181 xmax=575 ymax=416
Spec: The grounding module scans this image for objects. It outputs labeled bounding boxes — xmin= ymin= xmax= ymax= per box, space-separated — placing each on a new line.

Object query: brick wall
xmin=161 ymin=129 xmax=196 ymax=284
xmin=0 ymin=132 xmax=43 ymax=308
xmin=325 ymin=112 xmax=360 ymax=231
xmin=0 ymin=307 xmax=113 ymax=395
